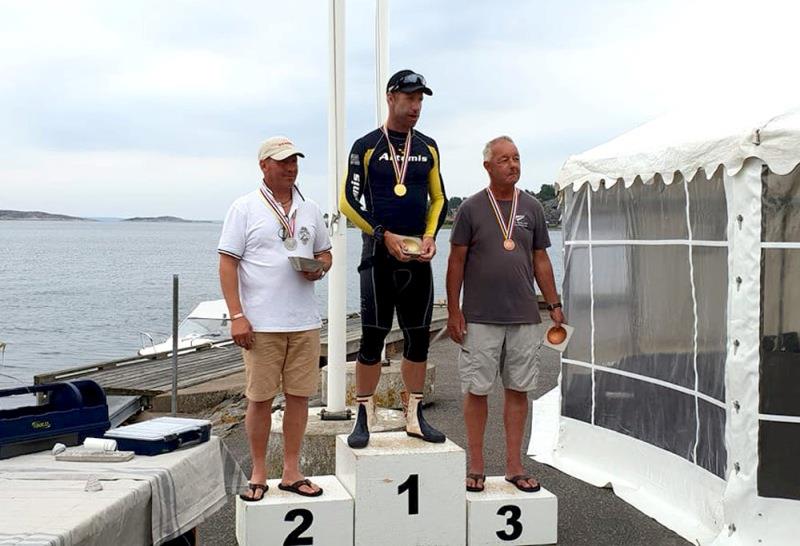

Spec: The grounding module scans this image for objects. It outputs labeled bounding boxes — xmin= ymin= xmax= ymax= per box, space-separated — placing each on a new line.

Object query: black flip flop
xmin=466 ymin=473 xmax=485 ymax=492
xmin=239 ymin=483 xmax=268 ymax=502
xmin=278 ymin=478 xmax=323 ymax=497
xmin=505 ymin=474 xmax=541 ymax=493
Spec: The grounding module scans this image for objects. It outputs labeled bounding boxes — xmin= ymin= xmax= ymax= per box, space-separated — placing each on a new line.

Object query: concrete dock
xmin=198 ymin=323 xmax=689 ymax=546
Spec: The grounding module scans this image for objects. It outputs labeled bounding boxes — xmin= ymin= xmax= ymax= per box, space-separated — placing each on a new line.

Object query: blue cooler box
xmin=104 ymin=417 xmax=211 ymax=455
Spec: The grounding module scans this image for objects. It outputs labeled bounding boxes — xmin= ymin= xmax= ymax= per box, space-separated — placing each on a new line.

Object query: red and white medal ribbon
xmin=259 ymin=184 xmax=296 ymax=248
xmin=485 ymin=187 xmax=519 ymax=251
xmin=382 ymin=126 xmax=412 ymax=196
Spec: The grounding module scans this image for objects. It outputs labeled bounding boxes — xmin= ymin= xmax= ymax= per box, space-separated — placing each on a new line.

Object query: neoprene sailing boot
xmin=405 ymin=392 xmax=446 ymax=443
xmin=347 ymin=394 xmax=376 ymax=449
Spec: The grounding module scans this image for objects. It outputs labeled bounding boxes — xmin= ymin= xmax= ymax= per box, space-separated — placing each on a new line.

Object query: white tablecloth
xmin=0 ymin=436 xmax=246 ymax=546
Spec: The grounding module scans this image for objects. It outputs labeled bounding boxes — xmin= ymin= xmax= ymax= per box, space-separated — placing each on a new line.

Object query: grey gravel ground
xmin=199 ymin=331 xmax=689 ymax=546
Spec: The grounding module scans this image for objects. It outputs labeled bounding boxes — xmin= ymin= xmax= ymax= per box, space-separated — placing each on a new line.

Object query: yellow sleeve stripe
xmin=338 ymin=148 xmax=375 ymax=235
xmin=424 ymin=145 xmax=445 ymax=237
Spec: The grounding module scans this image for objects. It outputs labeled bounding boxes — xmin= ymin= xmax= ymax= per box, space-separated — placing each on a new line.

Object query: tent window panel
xmin=594 ymin=245 xmax=695 ymax=389
xmin=762 ymin=164 xmax=800 ymax=243
xmin=688 ymin=167 xmax=727 ymax=241
xmin=563 ymin=246 xmax=591 ymax=363
xmin=595 ymin=371 xmax=696 ymax=462
xmin=760 ymin=249 xmax=800 ymax=416
xmin=693 ymin=247 xmax=728 ymax=401
xmin=592 ymin=178 xmax=688 ymax=240
xmin=696 ymin=400 xmax=727 ymax=479
xmin=563 ymin=185 xmax=589 ymax=242
xmin=758 ymin=420 xmax=800 ymax=500
xmin=561 ymin=362 xmax=592 ymax=423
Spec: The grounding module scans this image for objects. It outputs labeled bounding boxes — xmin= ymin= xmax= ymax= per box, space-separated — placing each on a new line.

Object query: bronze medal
xmin=486 ymin=187 xmax=520 ymax=253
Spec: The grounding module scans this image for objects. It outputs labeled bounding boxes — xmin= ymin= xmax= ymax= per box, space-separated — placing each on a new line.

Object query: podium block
xmin=235 ymin=475 xmax=353 ymax=546
xmin=466 ymin=477 xmax=557 ymax=545
xmin=336 ymin=432 xmax=466 ymax=546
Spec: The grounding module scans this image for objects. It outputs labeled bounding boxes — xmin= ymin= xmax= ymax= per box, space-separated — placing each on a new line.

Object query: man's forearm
xmin=219 ymin=257 xmax=244 ymax=316
xmin=446 ymin=262 xmax=465 ymax=312
xmin=533 ymin=256 xmax=559 ymax=304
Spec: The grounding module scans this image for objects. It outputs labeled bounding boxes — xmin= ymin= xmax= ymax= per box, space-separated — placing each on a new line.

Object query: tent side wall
xmin=739 ymin=161 xmax=800 ymax=541
xmin=533 ymin=157 xmax=800 ymax=544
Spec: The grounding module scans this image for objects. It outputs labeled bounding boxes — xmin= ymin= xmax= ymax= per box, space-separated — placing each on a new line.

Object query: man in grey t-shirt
xmin=446 ymin=135 xmax=565 ymax=493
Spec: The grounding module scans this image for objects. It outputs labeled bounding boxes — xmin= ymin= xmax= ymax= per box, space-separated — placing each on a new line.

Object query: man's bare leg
xmin=355 ymin=360 xmax=382 ymax=396
xmin=464 ymin=392 xmax=488 ymax=490
xmin=243 ymin=398 xmax=273 ymax=499
xmin=401 ymin=357 xmax=426 ymax=393
xmin=504 ymin=388 xmax=538 ymax=489
xmin=281 ymin=393 xmax=319 ymax=494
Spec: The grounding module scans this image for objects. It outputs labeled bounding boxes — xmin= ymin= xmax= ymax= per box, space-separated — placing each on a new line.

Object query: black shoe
xmin=347 ymin=403 xmax=370 ymax=449
xmin=406 ymin=394 xmax=446 ymax=443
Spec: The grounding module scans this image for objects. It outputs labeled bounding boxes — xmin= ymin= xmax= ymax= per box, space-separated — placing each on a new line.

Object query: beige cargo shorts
xmin=458 ymin=323 xmax=545 ymax=395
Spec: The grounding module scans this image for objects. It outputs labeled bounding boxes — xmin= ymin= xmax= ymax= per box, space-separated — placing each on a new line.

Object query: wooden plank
xmin=111 ymin=356 xmax=242 ymax=389
xmin=97 ymin=361 xmax=245 ymax=396
xmin=105 ymin=360 xmax=245 ymax=395
xmin=83 ymin=354 xmax=242 ymax=391
xmin=77 ymin=346 xmax=240 ymax=384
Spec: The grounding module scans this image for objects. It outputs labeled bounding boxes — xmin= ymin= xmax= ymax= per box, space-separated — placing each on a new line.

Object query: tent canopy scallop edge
xmin=555 ymin=105 xmax=800 ymax=191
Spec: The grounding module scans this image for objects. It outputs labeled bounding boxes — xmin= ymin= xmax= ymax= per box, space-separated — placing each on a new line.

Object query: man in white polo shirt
xmin=219 ymin=136 xmax=332 ymax=501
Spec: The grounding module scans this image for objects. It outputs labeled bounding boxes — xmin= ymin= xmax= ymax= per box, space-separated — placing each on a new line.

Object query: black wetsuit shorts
xmin=357 ymin=234 xmax=433 ymax=364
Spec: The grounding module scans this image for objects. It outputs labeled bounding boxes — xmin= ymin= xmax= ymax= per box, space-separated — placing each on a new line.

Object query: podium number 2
xmin=496 ymin=505 xmax=523 ymax=541
xmin=284 ymin=508 xmax=314 ymax=546
xmin=397 ymin=474 xmax=419 ymax=515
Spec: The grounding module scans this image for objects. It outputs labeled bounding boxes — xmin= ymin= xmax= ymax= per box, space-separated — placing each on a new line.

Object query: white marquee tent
xmin=531 ymin=104 xmax=800 ymax=545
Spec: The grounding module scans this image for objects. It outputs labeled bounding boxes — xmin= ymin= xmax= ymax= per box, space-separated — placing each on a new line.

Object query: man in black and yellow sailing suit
xmin=340 ymin=69 xmax=448 ymax=448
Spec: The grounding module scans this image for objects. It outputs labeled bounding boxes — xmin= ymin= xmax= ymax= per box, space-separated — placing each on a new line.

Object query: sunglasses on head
xmin=389 ymin=73 xmax=426 ymax=92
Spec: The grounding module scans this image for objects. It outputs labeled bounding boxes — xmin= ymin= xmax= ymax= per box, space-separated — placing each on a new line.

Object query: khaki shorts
xmin=242 ymin=329 xmax=320 ymax=401
xmin=458 ymin=323 xmax=545 ymax=395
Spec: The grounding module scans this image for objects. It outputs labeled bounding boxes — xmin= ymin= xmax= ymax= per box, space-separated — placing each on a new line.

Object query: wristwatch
xmin=372 ymin=225 xmax=386 ymax=244
xmin=546 ymin=302 xmax=562 ymax=311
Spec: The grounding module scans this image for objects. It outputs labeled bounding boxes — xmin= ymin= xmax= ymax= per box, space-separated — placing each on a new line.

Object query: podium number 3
xmin=496 ymin=505 xmax=523 ymax=541
xmin=284 ymin=508 xmax=314 ymax=546
xmin=397 ymin=474 xmax=419 ymax=515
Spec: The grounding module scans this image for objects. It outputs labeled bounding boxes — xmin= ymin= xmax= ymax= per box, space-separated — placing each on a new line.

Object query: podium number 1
xmin=496 ymin=505 xmax=523 ymax=541
xmin=284 ymin=508 xmax=314 ymax=545
xmin=397 ymin=474 xmax=419 ymax=515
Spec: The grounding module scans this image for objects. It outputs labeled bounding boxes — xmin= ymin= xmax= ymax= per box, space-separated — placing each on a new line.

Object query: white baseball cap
xmin=258 ymin=136 xmax=305 ymax=162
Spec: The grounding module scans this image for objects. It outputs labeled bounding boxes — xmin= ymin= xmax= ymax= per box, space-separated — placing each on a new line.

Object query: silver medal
xmin=284 ymin=237 xmax=298 ymax=251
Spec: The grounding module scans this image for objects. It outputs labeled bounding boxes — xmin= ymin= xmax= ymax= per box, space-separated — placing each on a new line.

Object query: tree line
xmin=447 ymin=184 xmax=557 ymax=215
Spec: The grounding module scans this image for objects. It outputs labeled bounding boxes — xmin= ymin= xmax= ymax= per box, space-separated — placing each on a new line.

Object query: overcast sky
xmin=2 ymin=0 xmax=799 ymax=220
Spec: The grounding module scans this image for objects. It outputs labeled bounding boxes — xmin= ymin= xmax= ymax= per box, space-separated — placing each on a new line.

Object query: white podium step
xmin=466 ymin=477 xmax=557 ymax=545
xmin=235 ymin=475 xmax=353 ymax=546
xmin=336 ymin=432 xmax=467 ymax=546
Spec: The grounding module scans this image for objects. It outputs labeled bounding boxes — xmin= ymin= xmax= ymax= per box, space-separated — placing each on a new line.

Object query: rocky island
xmin=123 ymin=216 xmax=211 ymax=223
xmin=0 ymin=210 xmax=90 ymax=221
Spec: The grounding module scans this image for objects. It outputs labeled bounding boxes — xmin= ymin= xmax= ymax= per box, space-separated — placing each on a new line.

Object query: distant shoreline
xmin=0 ymin=210 xmax=91 ymax=221
xmin=123 ymin=216 xmax=214 ymax=224
xmin=0 ymin=210 xmax=215 ymax=223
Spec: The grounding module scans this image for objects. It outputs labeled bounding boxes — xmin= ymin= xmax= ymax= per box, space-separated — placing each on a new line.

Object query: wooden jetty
xmin=33 ymin=307 xmax=449 ymax=401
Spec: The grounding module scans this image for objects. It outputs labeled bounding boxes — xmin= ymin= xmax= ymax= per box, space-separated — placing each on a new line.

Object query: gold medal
xmin=503 ymin=239 xmax=516 ymax=251
xmin=383 ymin=126 xmax=412 ymax=199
